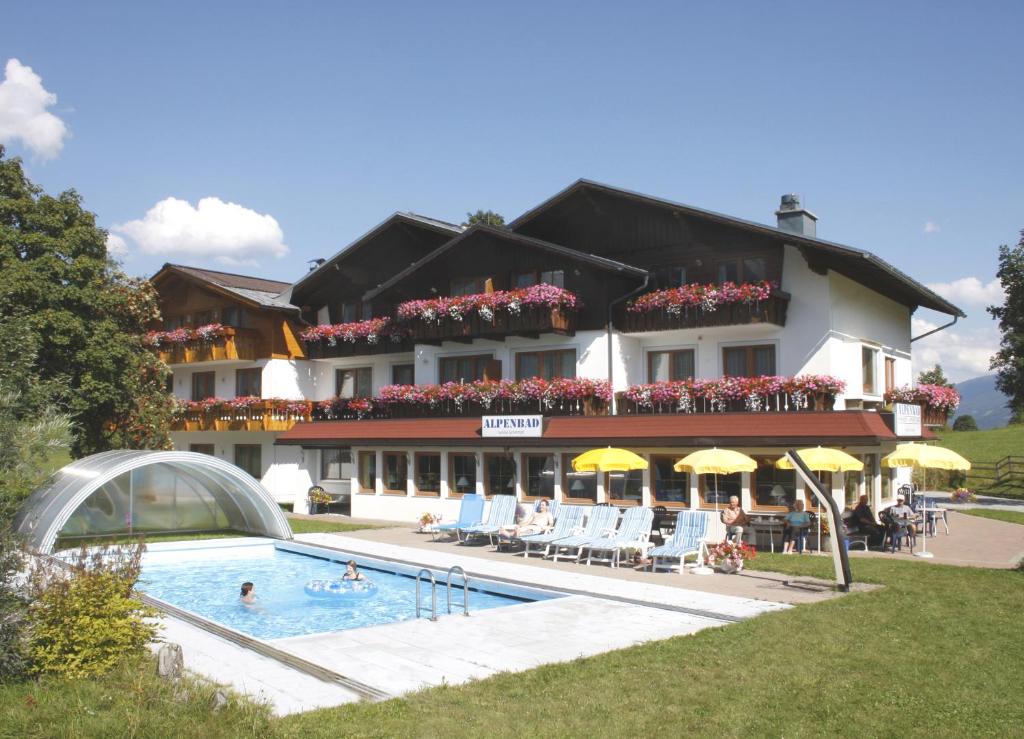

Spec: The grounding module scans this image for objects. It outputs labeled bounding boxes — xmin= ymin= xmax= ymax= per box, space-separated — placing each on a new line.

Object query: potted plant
xmin=418 ymin=512 xmax=442 ymax=533
xmin=706 ymin=539 xmax=757 ymax=573
xmin=308 ymin=486 xmax=331 ymax=514
xmin=951 ymin=488 xmax=977 ymax=504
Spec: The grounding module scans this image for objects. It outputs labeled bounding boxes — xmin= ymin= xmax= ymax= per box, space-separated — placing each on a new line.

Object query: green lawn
xmin=285 ymin=516 xmax=383 ymax=535
xmin=931 ymin=426 xmax=1024 ymax=497
xmin=958 ymin=509 xmax=1024 ymax=526
xmin=7 ymin=555 xmax=1020 ymax=737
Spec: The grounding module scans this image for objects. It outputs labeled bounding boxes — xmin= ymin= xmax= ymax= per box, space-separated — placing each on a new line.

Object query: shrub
xmin=0 ymin=530 xmax=29 ymax=681
xmin=27 ymin=543 xmax=158 ymax=679
xmin=952 ymin=415 xmax=978 ymax=431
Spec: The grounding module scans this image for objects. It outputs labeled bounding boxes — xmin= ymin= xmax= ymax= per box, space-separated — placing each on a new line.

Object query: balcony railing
xmin=303 ymin=336 xmax=415 ymax=359
xmin=300 ymin=318 xmax=415 ymax=359
xmin=619 ymin=292 xmax=790 ymax=333
xmin=171 ymin=399 xmax=312 ymax=432
xmin=404 ymin=305 xmax=576 ymax=343
xmin=152 ymin=326 xmax=262 ymax=364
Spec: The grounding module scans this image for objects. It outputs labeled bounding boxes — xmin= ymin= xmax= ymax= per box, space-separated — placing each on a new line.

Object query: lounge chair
xmin=584 ymin=506 xmax=654 ymax=567
xmin=518 ymin=504 xmax=585 ymax=558
xmin=457 ymin=494 xmax=518 ymax=544
xmin=432 ymin=494 xmax=484 ymax=541
xmin=649 ymin=510 xmax=711 ymax=573
xmin=548 ymin=505 xmax=621 ymax=563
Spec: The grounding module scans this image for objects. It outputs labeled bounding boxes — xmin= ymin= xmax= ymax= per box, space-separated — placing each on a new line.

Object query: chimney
xmin=775 ymin=194 xmax=817 ymax=238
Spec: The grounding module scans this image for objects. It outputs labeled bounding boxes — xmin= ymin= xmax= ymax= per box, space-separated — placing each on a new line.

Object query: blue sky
xmin=2 ymin=1 xmax=1021 ymax=380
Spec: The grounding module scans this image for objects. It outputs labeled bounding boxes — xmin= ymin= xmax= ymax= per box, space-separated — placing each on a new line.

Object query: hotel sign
xmin=893 ymin=403 xmax=922 ymax=437
xmin=481 ymin=415 xmax=543 ymax=438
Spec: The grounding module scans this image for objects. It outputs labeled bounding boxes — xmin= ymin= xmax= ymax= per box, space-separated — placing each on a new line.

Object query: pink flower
xmin=628 ymin=281 xmax=775 ymax=314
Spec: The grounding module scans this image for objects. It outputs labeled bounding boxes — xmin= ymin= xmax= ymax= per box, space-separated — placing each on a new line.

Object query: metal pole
xmin=785 ymin=450 xmax=853 ymax=591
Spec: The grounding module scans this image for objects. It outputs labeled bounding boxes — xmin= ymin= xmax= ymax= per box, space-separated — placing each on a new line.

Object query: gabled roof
xmin=511 ymin=179 xmax=965 ymax=318
xmin=363 ymin=223 xmax=648 ymax=300
xmin=291 ymin=211 xmax=463 ymax=294
xmin=152 ymin=264 xmax=299 ymax=313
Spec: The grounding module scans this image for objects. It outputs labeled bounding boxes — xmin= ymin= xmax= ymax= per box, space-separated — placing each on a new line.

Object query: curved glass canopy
xmin=13 ymin=450 xmax=293 ymax=553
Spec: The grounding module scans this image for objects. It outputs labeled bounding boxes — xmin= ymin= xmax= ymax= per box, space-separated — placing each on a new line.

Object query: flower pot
xmin=717 ymin=560 xmax=743 ymax=574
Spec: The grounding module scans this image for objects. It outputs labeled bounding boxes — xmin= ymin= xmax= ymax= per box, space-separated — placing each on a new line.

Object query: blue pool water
xmin=140 ymin=543 xmax=545 ymax=640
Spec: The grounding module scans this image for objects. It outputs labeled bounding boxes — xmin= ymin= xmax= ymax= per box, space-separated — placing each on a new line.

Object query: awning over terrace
xmin=276 ymin=411 xmax=933 ymax=449
xmin=13 ymin=450 xmax=293 ymax=553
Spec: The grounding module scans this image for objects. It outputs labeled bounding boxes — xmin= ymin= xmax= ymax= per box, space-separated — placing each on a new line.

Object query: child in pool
xmin=240 ymin=581 xmax=256 ymax=603
xmin=342 ymin=560 xmax=367 ymax=582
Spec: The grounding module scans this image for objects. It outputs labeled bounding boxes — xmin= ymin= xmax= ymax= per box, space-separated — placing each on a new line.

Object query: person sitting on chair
xmin=498 ymin=499 xmax=553 ymax=543
xmin=889 ymin=494 xmax=917 ymax=535
xmin=851 ymin=494 xmax=884 ymax=545
xmin=721 ymin=496 xmax=749 ymax=543
xmin=782 ymin=500 xmax=811 ymax=554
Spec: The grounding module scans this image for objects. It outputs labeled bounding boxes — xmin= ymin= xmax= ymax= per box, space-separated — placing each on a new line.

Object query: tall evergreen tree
xmin=988 ymin=230 xmax=1024 ymax=424
xmin=917 ymin=364 xmax=952 ymax=387
xmin=0 ymin=146 xmax=173 ymax=457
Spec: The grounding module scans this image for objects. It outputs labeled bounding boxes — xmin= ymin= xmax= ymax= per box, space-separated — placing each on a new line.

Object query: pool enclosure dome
xmin=13 ymin=450 xmax=294 ymax=553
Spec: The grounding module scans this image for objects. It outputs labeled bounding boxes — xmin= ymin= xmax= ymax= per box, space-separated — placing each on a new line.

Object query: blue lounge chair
xmin=518 ymin=504 xmax=585 ymax=558
xmin=649 ymin=510 xmax=711 ymax=574
xmin=458 ymin=494 xmax=518 ymax=544
xmin=548 ymin=506 xmax=621 ymax=562
xmin=432 ymin=494 xmax=484 ymax=541
xmin=584 ymin=506 xmax=654 ymax=567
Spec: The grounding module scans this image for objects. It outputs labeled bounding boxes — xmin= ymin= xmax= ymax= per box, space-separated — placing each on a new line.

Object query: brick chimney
xmin=775 ymin=194 xmax=817 ymax=238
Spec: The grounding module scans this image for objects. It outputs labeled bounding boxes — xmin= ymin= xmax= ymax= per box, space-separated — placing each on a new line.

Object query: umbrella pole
xmin=691 ymin=472 xmax=715 ymax=576
xmin=915 ymin=466 xmax=934 ymax=558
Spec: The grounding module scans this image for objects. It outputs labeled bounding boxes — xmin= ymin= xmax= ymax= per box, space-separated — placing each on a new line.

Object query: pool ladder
xmin=415 ymin=566 xmax=471 ymax=621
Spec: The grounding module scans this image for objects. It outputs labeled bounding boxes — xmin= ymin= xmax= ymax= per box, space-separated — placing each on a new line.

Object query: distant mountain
xmin=953 ymin=375 xmax=1011 ymax=429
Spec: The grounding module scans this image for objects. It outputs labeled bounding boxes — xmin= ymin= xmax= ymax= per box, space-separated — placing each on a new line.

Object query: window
xmin=382 ymin=452 xmax=408 ymax=495
xmin=862 ymin=347 xmax=878 ymax=394
xmin=357 ymin=452 xmax=376 ymax=493
xmin=607 ymin=470 xmax=643 ymax=505
xmin=752 ymin=457 xmax=796 ymax=511
xmin=234 ymin=445 xmax=262 ymax=479
xmin=414 ymin=453 xmax=441 ymax=496
xmin=448 ymin=453 xmax=477 ymax=498
xmin=717 ymin=256 xmax=767 ymax=284
xmin=522 ymin=454 xmax=555 ymax=500
xmin=655 ymin=265 xmax=687 ymax=288
xmin=451 ymin=277 xmax=486 ymax=296
xmin=439 ymin=355 xmax=491 ymax=383
xmin=882 ymin=467 xmax=894 ymax=501
xmin=340 ymin=302 xmax=359 ymax=323
xmin=194 ymin=310 xmax=215 ymax=325
xmin=513 ymin=271 xmax=537 ymax=288
xmin=723 ymin=345 xmax=775 ymax=377
xmin=221 ymin=306 xmax=251 ymax=328
xmin=189 ymin=444 xmax=215 ymax=456
xmin=562 ymin=453 xmax=597 ymax=503
xmin=483 ymin=454 xmax=516 ymax=497
xmin=651 ymin=456 xmax=689 ymax=507
xmin=699 ymin=473 xmax=741 ymax=508
xmin=235 ymin=368 xmax=262 ymax=397
xmin=191 ymin=371 xmax=215 ymax=401
xmin=884 ymin=357 xmax=896 ymax=393
xmin=539 ymin=269 xmax=564 ymax=288
xmin=335 ymin=367 xmax=372 ymax=398
xmin=391 ymin=364 xmax=415 ymax=386
xmin=321 ymin=449 xmax=351 ymax=480
xmin=164 ymin=315 xmax=183 ymax=331
xmin=844 ymin=458 xmax=864 ymax=508
xmin=515 ymin=350 xmax=575 ymax=380
xmin=648 ymin=349 xmax=695 ymax=382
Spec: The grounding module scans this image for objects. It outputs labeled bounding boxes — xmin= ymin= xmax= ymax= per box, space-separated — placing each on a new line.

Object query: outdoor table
xmin=919 ymin=507 xmax=950 ymax=536
xmin=750 ymin=519 xmax=784 ymax=553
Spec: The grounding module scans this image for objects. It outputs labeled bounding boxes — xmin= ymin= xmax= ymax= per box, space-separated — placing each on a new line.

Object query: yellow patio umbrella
xmin=775 ymin=447 xmax=864 ymax=473
xmin=572 ymin=447 xmax=649 ymax=473
xmin=674 ymin=448 xmax=757 ymax=512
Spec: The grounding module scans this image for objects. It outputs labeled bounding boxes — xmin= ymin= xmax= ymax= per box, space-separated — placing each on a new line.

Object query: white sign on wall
xmin=481 ymin=415 xmax=543 ymax=438
xmin=893 ymin=403 xmax=922 ymax=437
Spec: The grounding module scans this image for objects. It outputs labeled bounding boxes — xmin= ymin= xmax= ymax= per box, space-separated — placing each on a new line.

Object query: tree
xmin=951 ymin=415 xmax=978 ymax=432
xmin=462 ymin=210 xmax=506 ymax=228
xmin=0 ymin=146 xmax=174 ymax=458
xmin=988 ymin=230 xmax=1024 ymax=424
xmin=917 ymin=364 xmax=952 ymax=387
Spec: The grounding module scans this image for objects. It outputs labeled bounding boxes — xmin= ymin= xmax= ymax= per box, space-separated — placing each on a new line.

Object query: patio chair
xmin=457 ymin=494 xmax=518 ymax=545
xmin=432 ymin=494 xmax=484 ymax=541
xmin=584 ymin=506 xmax=654 ymax=568
xmin=548 ymin=505 xmax=621 ymax=563
xmin=519 ymin=504 xmax=585 ymax=558
xmin=649 ymin=510 xmax=712 ymax=574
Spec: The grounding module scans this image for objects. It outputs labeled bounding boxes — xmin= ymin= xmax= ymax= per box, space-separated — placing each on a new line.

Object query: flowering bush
xmin=299 ymin=317 xmax=408 ymax=346
xmin=884 ymin=384 xmax=961 ymax=412
xmin=396 ymin=283 xmax=578 ymax=324
xmin=144 ymin=323 xmax=230 ymax=348
xmin=376 ymin=377 xmax=611 ymax=409
xmin=951 ymin=488 xmax=976 ymax=504
xmin=172 ymin=397 xmax=312 ymax=419
xmin=308 ymin=486 xmax=332 ymax=505
xmin=419 ymin=512 xmax=442 ymax=527
xmin=628 ymin=281 xmax=775 ymax=315
xmin=622 ymin=375 xmax=846 ymax=412
xmin=706 ymin=540 xmax=756 ymax=569
xmin=314 ymin=396 xmax=378 ymax=420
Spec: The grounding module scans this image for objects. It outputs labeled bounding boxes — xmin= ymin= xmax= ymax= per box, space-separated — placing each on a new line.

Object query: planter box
xmin=620 ymin=292 xmax=790 ymax=333
xmin=404 ymin=306 xmax=576 ymax=343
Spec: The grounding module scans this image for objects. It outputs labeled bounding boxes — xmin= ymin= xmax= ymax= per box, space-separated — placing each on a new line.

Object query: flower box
xmin=623 ymin=291 xmax=790 ymax=333
xmin=884 ymin=384 xmax=959 ymax=426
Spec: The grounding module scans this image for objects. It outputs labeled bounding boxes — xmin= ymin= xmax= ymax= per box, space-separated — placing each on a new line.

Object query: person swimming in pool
xmin=240 ymin=581 xmax=256 ymax=604
xmin=341 ymin=560 xmax=367 ymax=582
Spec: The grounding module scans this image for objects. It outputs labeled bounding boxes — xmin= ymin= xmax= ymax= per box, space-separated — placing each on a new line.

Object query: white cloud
xmin=105 ymin=233 xmax=128 ymax=257
xmin=0 ymin=59 xmax=69 ymax=160
xmin=112 ymin=197 xmax=288 ymax=263
xmin=926 ymin=277 xmax=1004 ymax=308
xmin=912 ymin=317 xmax=998 ymax=382
xmin=923 ymin=221 xmax=940 ymax=234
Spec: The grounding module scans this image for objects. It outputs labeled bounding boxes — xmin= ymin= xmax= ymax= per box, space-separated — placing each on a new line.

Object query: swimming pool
xmin=140 ymin=540 xmax=559 ymax=641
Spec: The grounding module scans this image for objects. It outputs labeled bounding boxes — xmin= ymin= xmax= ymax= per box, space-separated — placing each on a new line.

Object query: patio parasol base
xmin=914 ymin=551 xmax=935 ymax=559
xmin=690 ymin=565 xmax=714 ymax=576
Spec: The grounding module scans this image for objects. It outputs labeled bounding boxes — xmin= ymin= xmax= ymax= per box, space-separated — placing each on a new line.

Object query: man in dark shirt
xmin=851 ymin=494 xmax=883 ymax=545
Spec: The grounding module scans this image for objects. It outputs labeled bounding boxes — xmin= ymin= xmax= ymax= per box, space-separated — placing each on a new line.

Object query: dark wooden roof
xmin=151 ymin=264 xmax=298 ymax=312
xmin=276 ymin=411 xmax=930 ymax=448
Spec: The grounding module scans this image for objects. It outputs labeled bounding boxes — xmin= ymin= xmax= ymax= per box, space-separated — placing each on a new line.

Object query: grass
xmin=284 ymin=517 xmax=383 ymax=535
xmin=930 ymin=426 xmax=1024 ymax=497
xmin=4 ymin=555 xmax=1022 ymax=737
xmin=958 ymin=508 xmax=1024 ymax=526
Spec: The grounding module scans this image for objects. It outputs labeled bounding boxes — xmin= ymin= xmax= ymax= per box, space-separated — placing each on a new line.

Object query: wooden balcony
xmin=615 ymin=389 xmax=836 ymax=415
xmin=618 ymin=292 xmax=789 ymax=333
xmin=303 ymin=336 xmax=415 ymax=360
xmin=157 ymin=328 xmax=263 ymax=364
xmin=921 ymin=404 xmax=950 ymax=427
xmin=171 ymin=400 xmax=311 ymax=432
xmin=404 ymin=306 xmax=575 ymax=344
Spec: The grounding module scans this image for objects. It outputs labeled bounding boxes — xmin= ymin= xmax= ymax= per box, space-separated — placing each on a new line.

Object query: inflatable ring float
xmin=304 ymin=578 xmax=377 ymax=600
